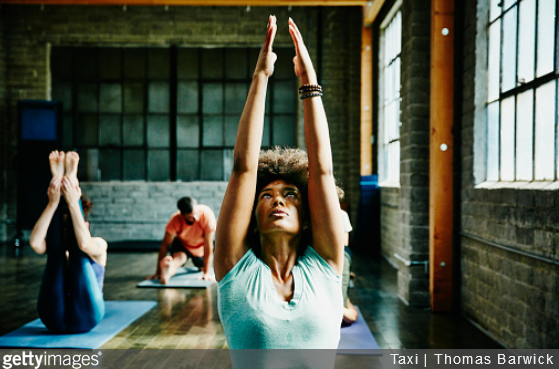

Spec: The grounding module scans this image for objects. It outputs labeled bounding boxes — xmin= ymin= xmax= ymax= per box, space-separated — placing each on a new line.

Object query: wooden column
xmin=361 ymin=26 xmax=373 ymax=175
xmin=429 ymin=0 xmax=454 ymax=312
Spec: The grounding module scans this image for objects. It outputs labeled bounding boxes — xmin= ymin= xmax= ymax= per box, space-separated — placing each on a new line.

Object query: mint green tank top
xmin=217 ymin=246 xmax=343 ymax=349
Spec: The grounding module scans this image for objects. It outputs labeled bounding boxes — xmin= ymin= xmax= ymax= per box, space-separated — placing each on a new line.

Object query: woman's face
xmin=254 ymin=179 xmax=306 ymax=236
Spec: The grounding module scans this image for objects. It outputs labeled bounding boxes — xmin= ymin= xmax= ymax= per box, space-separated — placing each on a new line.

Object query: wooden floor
xmin=0 ymin=242 xmax=502 ymax=349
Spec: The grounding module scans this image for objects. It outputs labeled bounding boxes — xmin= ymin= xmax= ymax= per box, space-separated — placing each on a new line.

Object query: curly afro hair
xmin=256 ymin=148 xmax=311 ymax=205
xmin=247 ymin=147 xmax=344 ymax=256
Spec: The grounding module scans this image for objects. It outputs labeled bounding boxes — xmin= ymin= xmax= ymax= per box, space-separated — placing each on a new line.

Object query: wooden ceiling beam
xmin=2 ymin=0 xmax=388 ymax=28
xmin=362 ymin=0 xmax=384 ymax=26
xmin=1 ymin=0 xmax=368 ymax=6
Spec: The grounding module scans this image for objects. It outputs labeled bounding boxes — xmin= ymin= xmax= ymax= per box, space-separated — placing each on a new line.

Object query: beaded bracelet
xmin=300 ymin=91 xmax=323 ymax=100
xmin=300 ymin=87 xmax=322 ymax=94
xmin=298 ymin=84 xmax=323 ymax=95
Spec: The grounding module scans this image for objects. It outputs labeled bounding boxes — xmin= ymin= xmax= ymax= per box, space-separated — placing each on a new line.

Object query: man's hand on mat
xmin=48 ymin=176 xmax=62 ymax=205
xmin=199 ymin=273 xmax=215 ymax=282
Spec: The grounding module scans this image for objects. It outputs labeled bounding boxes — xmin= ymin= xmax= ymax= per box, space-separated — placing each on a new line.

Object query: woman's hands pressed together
xmin=254 ymin=15 xmax=278 ymax=78
xmin=288 ymin=18 xmax=317 ymax=85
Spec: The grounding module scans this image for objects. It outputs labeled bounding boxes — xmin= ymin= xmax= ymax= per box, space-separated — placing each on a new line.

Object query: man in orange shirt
xmin=146 ymin=197 xmax=216 ymax=284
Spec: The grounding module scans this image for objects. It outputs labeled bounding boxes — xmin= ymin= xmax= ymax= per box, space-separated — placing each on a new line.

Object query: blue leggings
xmin=37 ymin=200 xmax=105 ymax=333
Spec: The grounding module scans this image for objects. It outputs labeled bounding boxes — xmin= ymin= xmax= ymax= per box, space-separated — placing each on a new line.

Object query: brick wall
xmin=380 ymin=187 xmax=401 ymax=265
xmin=321 ymin=7 xmax=362 ymax=223
xmin=0 ymin=5 xmax=362 ymax=242
xmin=80 ymin=181 xmax=226 ymax=242
xmin=347 ymin=9 xmax=363 ymax=225
xmin=459 ymin=0 xmax=559 ymax=348
xmin=0 ymin=13 xmax=7 ymax=242
xmin=392 ymin=0 xmax=431 ymax=306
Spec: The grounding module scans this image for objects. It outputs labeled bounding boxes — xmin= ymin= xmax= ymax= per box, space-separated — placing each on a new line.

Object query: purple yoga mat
xmin=338 ymin=306 xmax=381 ymax=354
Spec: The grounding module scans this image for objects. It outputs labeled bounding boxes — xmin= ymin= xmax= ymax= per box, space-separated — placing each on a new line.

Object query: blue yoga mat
xmin=338 ymin=306 xmax=381 ymax=354
xmin=0 ymin=301 xmax=156 ymax=349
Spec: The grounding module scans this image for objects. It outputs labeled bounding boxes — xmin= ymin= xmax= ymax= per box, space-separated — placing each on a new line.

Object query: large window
xmin=486 ymin=0 xmax=558 ymax=182
xmin=51 ymin=47 xmax=297 ymax=182
xmin=378 ymin=4 xmax=402 ymax=185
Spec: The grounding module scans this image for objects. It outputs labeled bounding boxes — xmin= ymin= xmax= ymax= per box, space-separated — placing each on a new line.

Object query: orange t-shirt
xmin=165 ymin=204 xmax=217 ymax=257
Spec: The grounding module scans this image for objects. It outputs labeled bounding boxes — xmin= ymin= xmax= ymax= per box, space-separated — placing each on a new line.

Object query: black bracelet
xmin=300 ymin=92 xmax=323 ymax=100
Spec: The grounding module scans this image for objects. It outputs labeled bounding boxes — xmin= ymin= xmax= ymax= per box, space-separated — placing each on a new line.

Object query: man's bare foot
xmin=65 ymin=151 xmax=80 ymax=186
xmin=159 ymin=256 xmax=174 ymax=285
xmin=49 ymin=151 xmax=65 ymax=178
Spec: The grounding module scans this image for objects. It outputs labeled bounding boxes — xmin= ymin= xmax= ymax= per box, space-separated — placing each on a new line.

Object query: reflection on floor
xmin=0 ymin=243 xmax=502 ymax=349
xmin=349 ymin=252 xmax=503 ymax=349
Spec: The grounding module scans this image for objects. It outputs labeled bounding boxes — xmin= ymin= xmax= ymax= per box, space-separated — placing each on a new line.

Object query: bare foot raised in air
xmin=49 ymin=151 xmax=65 ymax=178
xmin=65 ymin=151 xmax=80 ymax=186
xmin=159 ymin=256 xmax=174 ymax=285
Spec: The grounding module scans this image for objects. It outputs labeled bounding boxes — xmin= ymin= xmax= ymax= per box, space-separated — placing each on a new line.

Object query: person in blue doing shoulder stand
xmin=214 ymin=16 xmax=346 ymax=351
xmin=30 ymin=151 xmax=107 ymax=333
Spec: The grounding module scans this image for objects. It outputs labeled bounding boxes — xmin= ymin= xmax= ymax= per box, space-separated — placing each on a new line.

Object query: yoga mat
xmin=137 ymin=267 xmax=215 ymax=288
xmin=0 ymin=301 xmax=156 ymax=349
xmin=338 ymin=306 xmax=381 ymax=354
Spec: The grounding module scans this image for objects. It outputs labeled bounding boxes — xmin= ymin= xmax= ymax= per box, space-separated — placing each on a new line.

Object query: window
xmin=378 ymin=4 xmax=402 ymax=185
xmin=51 ymin=47 xmax=297 ymax=182
xmin=486 ymin=0 xmax=558 ymax=182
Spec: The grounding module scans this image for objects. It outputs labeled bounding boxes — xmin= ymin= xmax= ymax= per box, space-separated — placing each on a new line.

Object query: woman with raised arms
xmin=214 ymin=16 xmax=345 ymax=350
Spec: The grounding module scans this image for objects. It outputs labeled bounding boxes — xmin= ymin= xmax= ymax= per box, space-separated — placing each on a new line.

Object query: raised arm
xmin=288 ymin=18 xmax=344 ymax=276
xmin=29 ymin=176 xmax=63 ymax=254
xmin=62 ymin=177 xmax=107 ymax=266
xmin=214 ymin=16 xmax=277 ymax=281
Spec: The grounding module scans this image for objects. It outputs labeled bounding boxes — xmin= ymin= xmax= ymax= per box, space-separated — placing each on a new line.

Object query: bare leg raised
xmin=49 ymin=151 xmax=65 ymax=178
xmin=65 ymin=151 xmax=80 ymax=186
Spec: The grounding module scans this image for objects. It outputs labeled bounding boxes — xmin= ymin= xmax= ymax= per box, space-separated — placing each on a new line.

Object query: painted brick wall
xmin=80 ymin=181 xmax=226 ymax=242
xmin=393 ymin=0 xmax=431 ymax=306
xmin=0 ymin=5 xmax=362 ymax=242
xmin=459 ymin=0 xmax=559 ymax=348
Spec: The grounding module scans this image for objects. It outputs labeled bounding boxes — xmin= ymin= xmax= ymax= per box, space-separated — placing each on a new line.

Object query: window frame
xmin=51 ymin=46 xmax=298 ymax=182
xmin=378 ymin=0 xmax=403 ymax=187
xmin=481 ymin=0 xmax=559 ymax=186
